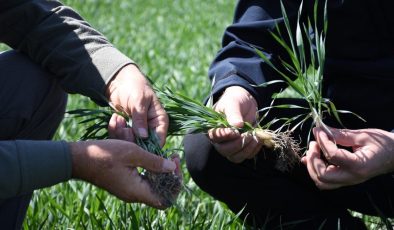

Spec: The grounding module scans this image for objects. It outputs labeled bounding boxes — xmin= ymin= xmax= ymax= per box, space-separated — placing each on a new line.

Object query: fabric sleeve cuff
xmin=210 ymin=74 xmax=263 ymax=108
xmin=90 ymin=46 xmax=135 ymax=85
xmin=83 ymin=47 xmax=135 ymax=106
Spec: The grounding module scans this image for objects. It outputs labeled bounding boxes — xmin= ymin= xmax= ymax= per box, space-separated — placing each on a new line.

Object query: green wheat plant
xmin=69 ymin=83 xmax=301 ymax=174
xmin=159 ymin=86 xmax=301 ymax=172
xmin=255 ymin=0 xmax=364 ymax=145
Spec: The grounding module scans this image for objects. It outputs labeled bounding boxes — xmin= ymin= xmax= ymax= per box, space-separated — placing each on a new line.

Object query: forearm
xmin=0 ymin=0 xmax=133 ymax=105
xmin=0 ymin=140 xmax=71 ymax=199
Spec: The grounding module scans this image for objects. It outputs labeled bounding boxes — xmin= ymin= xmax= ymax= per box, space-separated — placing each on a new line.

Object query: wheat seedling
xmin=158 ymin=87 xmax=301 ymax=172
xmin=255 ymin=0 xmax=364 ymax=150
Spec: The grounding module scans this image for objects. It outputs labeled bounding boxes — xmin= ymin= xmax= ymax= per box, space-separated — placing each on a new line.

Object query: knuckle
xmin=209 ymin=129 xmax=218 ymax=139
xmin=324 ymin=153 xmax=336 ymax=163
xmin=132 ymin=116 xmax=145 ymax=124
xmin=219 ymin=128 xmax=227 ymax=136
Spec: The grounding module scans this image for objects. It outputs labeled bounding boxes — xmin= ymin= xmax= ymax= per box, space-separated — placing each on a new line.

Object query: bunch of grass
xmin=158 ymin=87 xmax=301 ymax=172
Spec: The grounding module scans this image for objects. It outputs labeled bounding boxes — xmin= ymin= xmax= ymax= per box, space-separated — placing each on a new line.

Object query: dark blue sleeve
xmin=209 ymin=0 xmax=303 ymax=108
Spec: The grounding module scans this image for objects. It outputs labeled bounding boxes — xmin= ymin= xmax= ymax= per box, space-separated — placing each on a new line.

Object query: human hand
xmin=108 ymin=113 xmax=135 ymax=142
xmin=107 ymin=113 xmax=183 ymax=205
xmin=208 ymin=86 xmax=262 ymax=163
xmin=302 ymin=127 xmax=394 ymax=190
xmin=69 ymin=139 xmax=177 ymax=209
xmin=106 ymin=64 xmax=168 ymax=146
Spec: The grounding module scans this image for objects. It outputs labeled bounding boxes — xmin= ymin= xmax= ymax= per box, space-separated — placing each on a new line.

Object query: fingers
xmin=313 ymin=128 xmax=357 ymax=168
xmin=208 ymin=128 xmax=240 ymax=143
xmin=126 ymin=153 xmax=181 ymax=209
xmin=303 ymin=141 xmax=340 ymax=189
xmin=126 ymin=92 xmax=168 ymax=146
xmin=147 ymin=99 xmax=169 ymax=147
xmin=127 ymin=145 xmax=176 ymax=173
xmin=170 ymin=154 xmax=182 ymax=179
xmin=214 ymin=132 xmax=252 ymax=155
xmin=213 ymin=132 xmax=260 ymax=163
xmin=107 ymin=64 xmax=167 ymax=141
xmin=302 ymin=141 xmax=358 ymax=190
xmin=108 ymin=113 xmax=134 ymax=142
xmin=315 ymin=126 xmax=362 ymax=147
xmin=121 ymin=170 xmax=162 ymax=207
xmin=118 ymin=169 xmax=168 ymax=209
xmin=131 ymin=100 xmax=149 ymax=139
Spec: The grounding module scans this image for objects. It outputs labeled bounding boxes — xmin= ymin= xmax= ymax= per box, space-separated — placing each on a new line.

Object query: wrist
xmin=69 ymin=141 xmax=92 ymax=181
xmin=105 ymin=64 xmax=144 ymax=100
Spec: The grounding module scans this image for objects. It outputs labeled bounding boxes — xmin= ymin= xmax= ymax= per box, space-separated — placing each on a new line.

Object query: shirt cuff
xmin=83 ymin=47 xmax=135 ymax=106
xmin=211 ymin=74 xmax=262 ymax=108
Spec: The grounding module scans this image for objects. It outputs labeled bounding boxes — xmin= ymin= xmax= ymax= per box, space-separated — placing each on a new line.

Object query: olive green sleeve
xmin=0 ymin=0 xmax=134 ymax=106
xmin=0 ymin=141 xmax=71 ymax=200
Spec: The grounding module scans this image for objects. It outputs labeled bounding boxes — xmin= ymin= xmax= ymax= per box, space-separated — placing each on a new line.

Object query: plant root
xmin=254 ymin=129 xmax=301 ymax=172
xmin=143 ymin=171 xmax=182 ymax=208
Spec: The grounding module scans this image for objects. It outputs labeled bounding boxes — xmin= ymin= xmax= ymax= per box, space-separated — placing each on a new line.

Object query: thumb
xmin=130 ymin=147 xmax=176 ymax=173
xmin=323 ymin=127 xmax=361 ymax=147
xmin=224 ymin=102 xmax=244 ymax=128
xmin=131 ymin=106 xmax=149 ymax=139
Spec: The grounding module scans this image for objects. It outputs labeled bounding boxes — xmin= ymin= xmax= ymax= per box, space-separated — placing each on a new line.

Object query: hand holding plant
xmin=106 ymin=64 xmax=169 ymax=145
xmin=208 ymin=86 xmax=262 ymax=163
xmin=302 ymin=127 xmax=394 ymax=190
xmin=107 ymin=113 xmax=182 ymax=206
xmin=69 ymin=139 xmax=177 ymax=209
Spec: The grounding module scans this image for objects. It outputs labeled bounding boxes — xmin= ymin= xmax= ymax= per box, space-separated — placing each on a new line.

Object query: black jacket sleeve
xmin=209 ymin=0 xmax=304 ymax=108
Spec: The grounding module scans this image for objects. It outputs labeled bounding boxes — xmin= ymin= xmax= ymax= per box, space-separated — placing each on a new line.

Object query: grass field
xmin=0 ymin=0 xmax=391 ymax=229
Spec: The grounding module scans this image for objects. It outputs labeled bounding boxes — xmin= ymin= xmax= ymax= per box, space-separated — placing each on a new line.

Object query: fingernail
xmin=230 ymin=128 xmax=239 ymax=135
xmin=230 ymin=120 xmax=243 ymax=128
xmin=163 ymin=160 xmax=176 ymax=171
xmin=312 ymin=127 xmax=317 ymax=137
xmin=138 ymin=128 xmax=148 ymax=138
